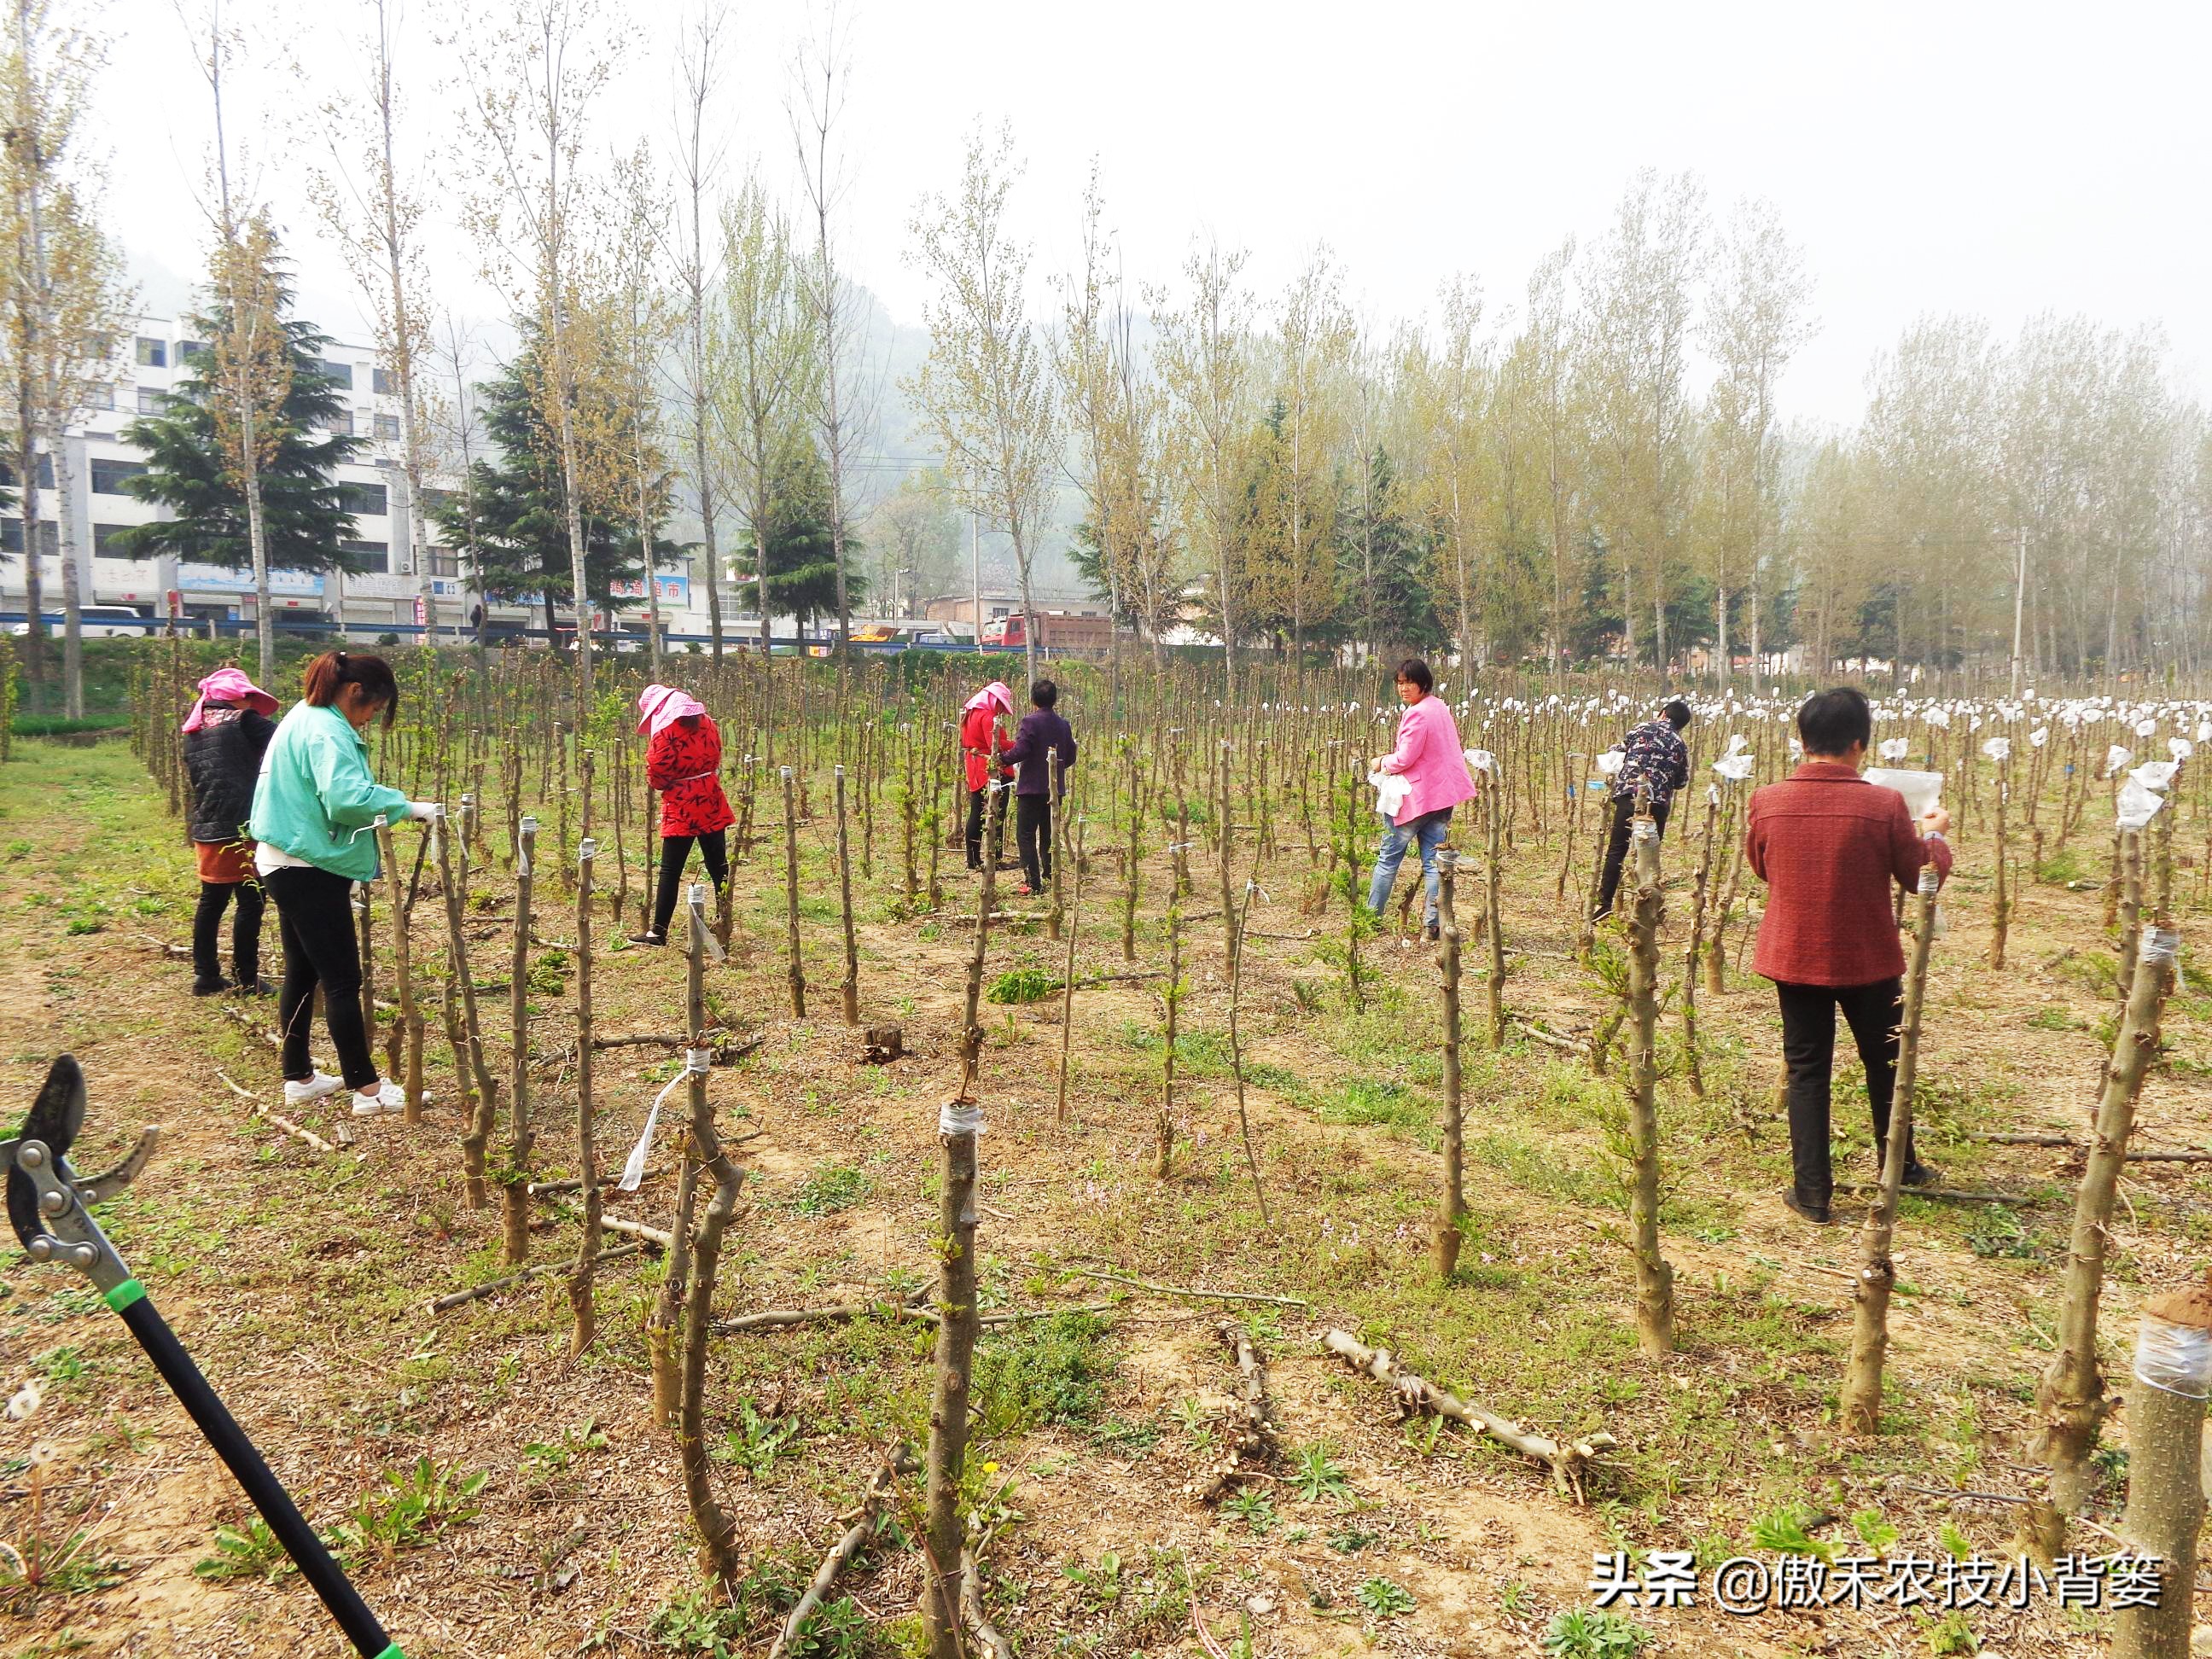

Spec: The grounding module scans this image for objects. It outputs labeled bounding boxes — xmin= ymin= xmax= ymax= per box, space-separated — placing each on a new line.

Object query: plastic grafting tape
xmin=1630 ymin=818 xmax=1657 ymax=843
xmin=835 ymin=764 xmax=846 ymax=780
xmin=685 ymin=1047 xmax=713 ymax=1074
xmin=1918 ymin=867 xmax=1941 ymax=896
xmin=2134 ymin=1310 xmax=2212 ymax=1400
xmin=578 ymin=837 xmax=597 ymax=863
xmin=939 ymin=1100 xmax=986 ymax=1137
xmin=2142 ymin=927 xmax=2181 ymax=966
xmin=781 ymin=765 xmax=794 ymax=782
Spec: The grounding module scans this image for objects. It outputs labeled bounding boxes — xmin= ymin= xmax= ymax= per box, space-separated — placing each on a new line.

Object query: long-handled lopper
xmin=4 ymin=1055 xmax=405 ymax=1658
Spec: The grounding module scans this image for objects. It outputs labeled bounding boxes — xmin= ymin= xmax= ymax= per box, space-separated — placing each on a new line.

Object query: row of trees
xmin=9 ymin=1 xmax=2210 ymax=707
xmin=1028 ymin=160 xmax=2210 ymax=686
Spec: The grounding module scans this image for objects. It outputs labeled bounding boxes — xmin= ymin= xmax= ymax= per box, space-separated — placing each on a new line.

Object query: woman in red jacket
xmin=632 ymin=684 xmax=736 ymax=946
xmin=1748 ymin=686 xmax=1953 ymax=1223
xmin=959 ymin=680 xmax=1013 ymax=871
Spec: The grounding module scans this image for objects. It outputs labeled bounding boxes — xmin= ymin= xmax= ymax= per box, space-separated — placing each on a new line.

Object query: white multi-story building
xmin=0 ymin=313 xmax=712 ymax=642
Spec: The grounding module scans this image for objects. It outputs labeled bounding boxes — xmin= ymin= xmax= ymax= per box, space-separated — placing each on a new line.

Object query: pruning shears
xmin=6 ymin=1057 xmax=405 ymax=1659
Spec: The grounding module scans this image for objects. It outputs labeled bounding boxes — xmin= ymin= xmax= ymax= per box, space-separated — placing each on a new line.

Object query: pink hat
xmin=637 ymin=683 xmax=707 ymax=738
xmin=182 ymin=667 xmax=278 ymax=732
xmin=963 ymin=680 xmax=1013 ymax=716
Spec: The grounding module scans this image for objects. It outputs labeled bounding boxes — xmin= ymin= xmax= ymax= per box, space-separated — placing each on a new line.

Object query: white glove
xmin=408 ymin=800 xmax=442 ymax=821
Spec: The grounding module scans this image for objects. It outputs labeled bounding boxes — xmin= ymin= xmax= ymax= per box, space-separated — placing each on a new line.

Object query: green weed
xmin=973 ymin=1311 xmax=1116 ymax=1437
xmin=194 ymin=1518 xmax=289 ymax=1583
xmin=1541 ymin=1607 xmax=1650 ymax=1656
xmin=789 ymin=1165 xmax=869 ymax=1216
xmin=1355 ymin=1576 xmax=1416 ymax=1618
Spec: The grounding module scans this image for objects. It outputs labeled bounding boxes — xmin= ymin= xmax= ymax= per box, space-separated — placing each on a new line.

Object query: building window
xmin=137 ymin=387 xmax=172 ymax=416
xmin=422 ymin=487 xmax=455 ymax=517
xmin=374 ymin=413 xmax=401 ymax=441
xmin=338 ymin=481 xmax=388 ymax=517
xmin=90 ymin=457 xmax=148 ymax=496
xmin=87 ymin=382 xmax=115 ymax=411
xmin=372 ymin=366 xmax=396 ymax=396
xmin=177 ymin=340 xmax=208 ymax=364
xmin=426 ymin=547 xmax=461 ymax=579
xmin=341 ymin=538 xmax=390 ymax=574
xmin=134 ymin=336 xmax=166 ymax=368
xmin=317 ymin=359 xmax=354 ymax=390
xmin=0 ymin=456 xmax=56 ymax=490
xmin=92 ymin=523 xmax=138 ymax=558
xmin=0 ymin=519 xmax=60 ymax=556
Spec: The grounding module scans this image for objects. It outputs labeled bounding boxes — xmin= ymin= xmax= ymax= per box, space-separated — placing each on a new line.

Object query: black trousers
xmin=1777 ymin=976 xmax=1913 ymax=1207
xmin=1015 ymin=795 xmax=1053 ymax=889
xmin=192 ymin=877 xmax=265 ymax=985
xmin=1594 ymin=795 xmax=1672 ymax=918
xmin=265 ymin=865 xmax=376 ymax=1089
xmin=966 ymin=789 xmax=987 ymax=869
xmin=651 ymin=830 xmax=729 ymax=939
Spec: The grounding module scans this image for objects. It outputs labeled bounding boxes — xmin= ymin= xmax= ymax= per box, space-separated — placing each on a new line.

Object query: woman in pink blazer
xmin=1366 ymin=658 xmax=1478 ymax=940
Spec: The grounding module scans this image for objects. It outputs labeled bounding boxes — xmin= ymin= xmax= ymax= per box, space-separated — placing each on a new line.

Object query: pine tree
xmin=432 ymin=340 xmax=657 ymax=639
xmin=112 ymin=306 xmax=367 ymax=577
xmin=734 ymin=427 xmax=864 ymax=636
xmin=1336 ymin=446 xmax=1444 ymax=656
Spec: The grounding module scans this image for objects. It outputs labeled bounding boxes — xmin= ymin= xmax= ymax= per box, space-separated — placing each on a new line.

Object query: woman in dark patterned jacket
xmin=181 ymin=667 xmax=279 ymax=994
xmin=633 ymin=684 xmax=736 ymax=946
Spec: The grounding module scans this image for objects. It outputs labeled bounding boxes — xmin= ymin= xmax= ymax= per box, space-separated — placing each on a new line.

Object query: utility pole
xmin=2010 ymin=527 xmax=2028 ymax=700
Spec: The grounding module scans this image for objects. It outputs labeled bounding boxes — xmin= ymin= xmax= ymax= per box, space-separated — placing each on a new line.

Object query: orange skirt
xmin=195 ymin=841 xmax=256 ymax=884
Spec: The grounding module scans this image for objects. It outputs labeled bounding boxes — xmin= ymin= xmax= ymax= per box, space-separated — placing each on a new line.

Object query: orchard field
xmin=5 ymin=645 xmax=2211 ymax=1659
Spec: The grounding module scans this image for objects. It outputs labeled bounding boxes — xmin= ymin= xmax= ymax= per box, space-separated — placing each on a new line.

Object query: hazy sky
xmin=95 ymin=0 xmax=2209 ymax=430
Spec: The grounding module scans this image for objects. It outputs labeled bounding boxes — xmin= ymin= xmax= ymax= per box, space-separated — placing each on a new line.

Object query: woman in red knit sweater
xmin=632 ymin=684 xmax=736 ymax=946
xmin=1747 ymin=686 xmax=1953 ymax=1223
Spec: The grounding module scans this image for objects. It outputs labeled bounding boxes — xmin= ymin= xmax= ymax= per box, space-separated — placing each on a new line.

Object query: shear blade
xmin=19 ymin=1056 xmax=86 ymax=1160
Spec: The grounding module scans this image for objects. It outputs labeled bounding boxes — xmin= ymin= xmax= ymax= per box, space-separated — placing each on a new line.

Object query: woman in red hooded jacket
xmin=959 ymin=680 xmax=1013 ymax=870
xmin=633 ymin=684 xmax=736 ymax=946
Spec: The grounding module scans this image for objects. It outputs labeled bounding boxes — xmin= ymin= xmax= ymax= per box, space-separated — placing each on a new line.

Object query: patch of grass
xmin=0 ymin=1530 xmax=126 ymax=1612
xmin=789 ymin=1164 xmax=868 ymax=1216
xmin=1313 ymin=1078 xmax=1436 ymax=1142
xmin=1964 ymin=1204 xmax=2041 ymax=1260
xmin=339 ymin=1457 xmax=488 ymax=1560
xmin=1541 ymin=1607 xmax=1650 ymax=1656
xmin=715 ymin=1401 xmax=802 ymax=1476
xmin=974 ymin=1310 xmax=1116 ymax=1438
xmin=195 ymin=1517 xmax=289 ymax=1583
xmin=1470 ymin=1131 xmax=1618 ymax=1208
xmin=987 ymin=966 xmax=1057 ymax=1004
xmin=2035 ymin=845 xmax=2089 ymax=886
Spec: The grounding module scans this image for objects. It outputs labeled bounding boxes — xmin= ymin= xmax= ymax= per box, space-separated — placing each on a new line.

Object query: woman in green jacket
xmin=247 ymin=651 xmax=436 ymax=1116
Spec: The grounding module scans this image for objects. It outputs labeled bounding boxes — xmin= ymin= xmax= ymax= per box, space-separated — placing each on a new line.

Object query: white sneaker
xmin=283 ymin=1072 xmax=345 ymax=1106
xmin=352 ymin=1081 xmax=406 ymax=1117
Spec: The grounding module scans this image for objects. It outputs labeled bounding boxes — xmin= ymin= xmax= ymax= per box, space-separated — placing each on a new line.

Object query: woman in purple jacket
xmin=1002 ymin=678 xmax=1076 ymax=896
xmin=1366 ymin=659 xmax=1477 ymax=940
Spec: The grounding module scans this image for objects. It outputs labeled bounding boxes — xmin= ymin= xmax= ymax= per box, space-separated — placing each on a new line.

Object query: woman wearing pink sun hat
xmin=181 ymin=666 xmax=280 ymax=995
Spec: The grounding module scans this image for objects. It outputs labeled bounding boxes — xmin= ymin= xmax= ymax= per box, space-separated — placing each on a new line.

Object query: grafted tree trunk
xmin=2034 ymin=898 xmax=2178 ymax=1511
xmin=922 ymin=1108 xmax=981 ymax=1659
xmin=1433 ymin=848 xmax=1465 ymax=1278
xmin=1624 ymin=801 xmax=1674 ymax=1356
xmin=1842 ymin=864 xmax=1939 ymax=1431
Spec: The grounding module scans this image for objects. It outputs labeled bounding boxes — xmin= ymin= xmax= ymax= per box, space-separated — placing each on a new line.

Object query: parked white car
xmin=10 ymin=606 xmax=151 ymax=639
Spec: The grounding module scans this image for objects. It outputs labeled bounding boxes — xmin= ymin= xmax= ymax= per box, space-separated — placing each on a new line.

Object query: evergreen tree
xmin=112 ymin=310 xmax=367 ymax=576
xmin=735 ymin=427 xmax=864 ymax=635
xmin=432 ymin=337 xmax=661 ymax=637
xmin=1336 ymin=446 xmax=1445 ymax=656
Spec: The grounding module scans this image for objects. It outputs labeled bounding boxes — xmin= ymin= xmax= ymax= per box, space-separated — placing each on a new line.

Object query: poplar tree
xmin=907 ymin=125 xmax=1059 ymax=688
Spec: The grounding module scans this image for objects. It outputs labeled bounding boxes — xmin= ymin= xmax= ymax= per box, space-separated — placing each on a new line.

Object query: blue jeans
xmin=1368 ymin=808 xmax=1453 ymax=928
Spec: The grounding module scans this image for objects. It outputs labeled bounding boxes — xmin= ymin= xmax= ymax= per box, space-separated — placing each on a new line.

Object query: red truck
xmin=981 ymin=609 xmax=1113 ymax=654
